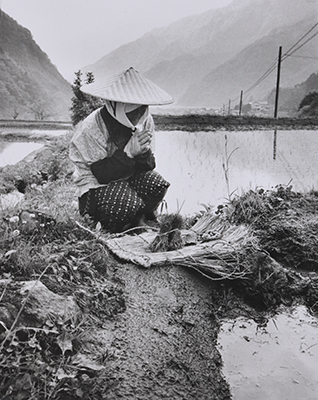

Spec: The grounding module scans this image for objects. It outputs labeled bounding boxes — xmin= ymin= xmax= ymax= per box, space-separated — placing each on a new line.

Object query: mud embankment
xmin=153 ymin=114 xmax=318 ymax=131
xmin=0 ymin=120 xmax=72 ymax=129
xmin=2 ymin=116 xmax=318 ymax=140
xmin=0 ymin=120 xmax=73 ymax=142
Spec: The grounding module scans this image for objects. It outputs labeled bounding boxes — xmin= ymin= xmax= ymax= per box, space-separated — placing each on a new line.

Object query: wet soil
xmin=89 ymin=261 xmax=231 ymax=399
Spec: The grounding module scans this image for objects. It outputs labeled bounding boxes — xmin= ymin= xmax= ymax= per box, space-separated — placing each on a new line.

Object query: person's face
xmin=126 ymin=105 xmax=147 ymax=125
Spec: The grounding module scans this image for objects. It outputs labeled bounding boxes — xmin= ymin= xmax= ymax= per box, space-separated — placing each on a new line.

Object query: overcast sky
xmin=0 ymin=0 xmax=233 ymax=82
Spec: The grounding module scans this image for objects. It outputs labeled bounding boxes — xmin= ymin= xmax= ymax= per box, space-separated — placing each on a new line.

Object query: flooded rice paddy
xmin=0 ymin=141 xmax=43 ymax=167
xmin=155 ymin=129 xmax=318 ymax=214
xmin=2 ymin=128 xmax=318 ymax=214
xmin=218 ymin=306 xmax=318 ymax=400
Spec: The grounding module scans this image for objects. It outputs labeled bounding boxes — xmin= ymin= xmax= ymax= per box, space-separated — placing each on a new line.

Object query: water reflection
xmin=155 ymin=130 xmax=318 ymax=215
xmin=0 ymin=142 xmax=43 ymax=167
xmin=1 ymin=130 xmax=318 ymax=215
xmin=272 ymin=129 xmax=276 ymax=160
xmin=218 ymin=306 xmax=318 ymax=400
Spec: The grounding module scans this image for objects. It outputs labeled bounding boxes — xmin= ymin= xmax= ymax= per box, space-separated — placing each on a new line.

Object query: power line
xmin=231 ymin=60 xmax=278 ymax=102
xmin=248 ymin=28 xmax=318 ymax=93
xmin=289 ymin=54 xmax=318 ymax=60
xmin=230 ymin=22 xmax=318 ymax=104
xmin=282 ymin=30 xmax=318 ymax=61
xmin=244 ymin=63 xmax=277 ymax=95
xmin=230 ymin=60 xmax=278 ymax=102
xmin=283 ymin=22 xmax=318 ymax=57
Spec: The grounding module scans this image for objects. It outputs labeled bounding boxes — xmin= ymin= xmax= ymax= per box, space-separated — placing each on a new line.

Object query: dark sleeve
xmin=90 ymin=149 xmax=136 ymax=184
xmin=135 ymin=150 xmax=156 ymax=171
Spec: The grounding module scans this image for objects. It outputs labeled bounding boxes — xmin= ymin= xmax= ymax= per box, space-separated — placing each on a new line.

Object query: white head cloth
xmin=105 ymin=101 xmax=149 ymax=131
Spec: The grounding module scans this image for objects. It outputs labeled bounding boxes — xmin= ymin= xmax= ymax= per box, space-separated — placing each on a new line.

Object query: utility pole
xmin=274 ymin=46 xmax=282 ymax=118
xmin=239 ymin=90 xmax=243 ymax=116
xmin=228 ymin=99 xmax=231 ymax=115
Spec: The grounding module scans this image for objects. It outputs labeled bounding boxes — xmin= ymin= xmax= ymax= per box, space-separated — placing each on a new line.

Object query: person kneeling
xmin=69 ymin=67 xmax=174 ymax=233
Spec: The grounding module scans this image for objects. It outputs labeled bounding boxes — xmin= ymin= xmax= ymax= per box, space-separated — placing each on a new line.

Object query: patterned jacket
xmin=69 ymin=106 xmax=155 ymax=197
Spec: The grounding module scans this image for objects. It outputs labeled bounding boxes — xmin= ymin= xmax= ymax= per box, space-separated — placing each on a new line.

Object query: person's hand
xmin=124 ymin=128 xmax=152 ymax=158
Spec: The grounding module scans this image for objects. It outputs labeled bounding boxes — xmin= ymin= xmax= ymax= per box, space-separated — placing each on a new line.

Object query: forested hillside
xmin=266 ymin=72 xmax=318 ymax=114
xmin=0 ymin=11 xmax=72 ymax=120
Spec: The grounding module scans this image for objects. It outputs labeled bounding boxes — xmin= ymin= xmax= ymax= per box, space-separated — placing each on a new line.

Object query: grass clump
xmin=0 ymin=205 xmax=126 ymax=398
xmin=0 ymin=210 xmax=126 ymax=399
xmin=230 ymin=185 xmax=318 ymax=270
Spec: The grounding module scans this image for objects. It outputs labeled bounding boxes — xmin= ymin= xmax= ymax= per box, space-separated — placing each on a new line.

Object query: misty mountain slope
xmin=178 ymin=15 xmax=318 ymax=108
xmin=0 ymin=11 xmax=72 ymax=120
xmin=83 ymin=0 xmax=317 ymax=108
xmin=267 ymin=72 xmax=318 ymax=113
xmin=84 ymin=0 xmax=277 ymax=82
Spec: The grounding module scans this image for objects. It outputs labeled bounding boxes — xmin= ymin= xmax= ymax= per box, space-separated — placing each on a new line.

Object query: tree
xmin=298 ymin=91 xmax=318 ymax=117
xmin=12 ymin=108 xmax=19 ymax=120
xmin=29 ymin=101 xmax=53 ymax=120
xmin=69 ymin=70 xmax=104 ymax=125
xmin=85 ymin=72 xmax=95 ymax=84
xmin=242 ymin=103 xmax=252 ymax=114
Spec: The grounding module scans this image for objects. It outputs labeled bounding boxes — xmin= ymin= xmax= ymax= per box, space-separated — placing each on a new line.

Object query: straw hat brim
xmin=80 ymin=67 xmax=174 ymax=106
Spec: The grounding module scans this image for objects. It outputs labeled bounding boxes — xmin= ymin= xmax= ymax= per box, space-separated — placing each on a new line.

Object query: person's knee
xmin=96 ymin=187 xmax=145 ymax=232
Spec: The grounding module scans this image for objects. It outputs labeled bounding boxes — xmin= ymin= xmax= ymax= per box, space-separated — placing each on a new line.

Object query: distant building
xmin=243 ymin=101 xmax=271 ymax=116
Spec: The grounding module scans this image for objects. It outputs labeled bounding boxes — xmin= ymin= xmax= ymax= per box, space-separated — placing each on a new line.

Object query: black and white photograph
xmin=0 ymin=0 xmax=318 ymax=398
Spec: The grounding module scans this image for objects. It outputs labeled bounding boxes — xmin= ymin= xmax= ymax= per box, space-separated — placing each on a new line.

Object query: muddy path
xmin=90 ymin=261 xmax=231 ymax=399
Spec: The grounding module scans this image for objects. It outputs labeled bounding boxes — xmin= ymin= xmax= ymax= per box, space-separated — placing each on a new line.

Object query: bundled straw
xmin=77 ymin=210 xmax=259 ymax=281
xmin=191 ymin=212 xmax=230 ymax=235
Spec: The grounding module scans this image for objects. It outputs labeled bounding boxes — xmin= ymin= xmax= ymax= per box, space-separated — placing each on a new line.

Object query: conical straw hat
xmin=80 ymin=67 xmax=174 ymax=105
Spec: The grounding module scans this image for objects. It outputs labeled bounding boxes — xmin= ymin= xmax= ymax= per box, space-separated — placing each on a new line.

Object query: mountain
xmin=180 ymin=15 xmax=318 ymax=108
xmin=83 ymin=0 xmax=318 ymax=110
xmin=267 ymin=72 xmax=318 ymax=114
xmin=0 ymin=10 xmax=72 ymax=120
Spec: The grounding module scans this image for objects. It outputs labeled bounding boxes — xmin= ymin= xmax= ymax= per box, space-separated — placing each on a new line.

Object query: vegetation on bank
xmin=298 ymin=91 xmax=318 ymax=117
xmin=152 ymin=113 xmax=318 ymax=132
xmin=0 ymin=133 xmax=129 ymax=399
